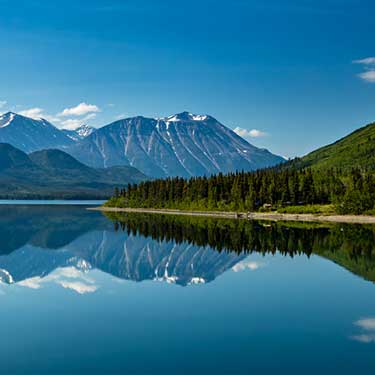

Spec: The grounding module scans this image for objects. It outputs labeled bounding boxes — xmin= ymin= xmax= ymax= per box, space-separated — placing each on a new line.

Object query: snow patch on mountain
xmin=0 ymin=112 xmax=15 ymax=128
xmin=0 ymin=112 xmax=74 ymax=153
xmin=0 ymin=268 xmax=14 ymax=284
xmin=62 ymin=124 xmax=95 ymax=141
xmin=163 ymin=112 xmax=208 ymax=123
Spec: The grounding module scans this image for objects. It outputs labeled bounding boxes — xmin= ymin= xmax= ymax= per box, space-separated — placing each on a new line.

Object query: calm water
xmin=0 ymin=206 xmax=375 ymax=374
xmin=0 ymin=199 xmax=105 ymax=205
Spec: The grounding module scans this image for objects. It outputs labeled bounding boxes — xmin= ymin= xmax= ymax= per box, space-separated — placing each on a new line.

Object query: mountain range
xmin=65 ymin=112 xmax=285 ymax=177
xmin=1 ymin=109 xmax=375 ymax=198
xmin=0 ymin=111 xmax=284 ymax=178
xmin=0 ymin=143 xmax=146 ymax=199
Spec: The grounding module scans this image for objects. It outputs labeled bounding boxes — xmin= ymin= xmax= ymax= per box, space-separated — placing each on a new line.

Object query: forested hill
xmin=107 ymin=167 xmax=375 ymax=215
xmin=288 ymin=121 xmax=375 ymax=170
xmin=107 ymin=119 xmax=375 ymax=215
xmin=0 ymin=143 xmax=147 ymax=199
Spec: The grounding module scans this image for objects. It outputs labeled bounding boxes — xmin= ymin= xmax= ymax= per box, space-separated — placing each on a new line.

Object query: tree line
xmin=108 ymin=167 xmax=375 ymax=214
xmin=106 ymin=212 xmax=375 ymax=283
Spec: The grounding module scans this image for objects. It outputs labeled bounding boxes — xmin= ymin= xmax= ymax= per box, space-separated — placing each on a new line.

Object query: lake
xmin=0 ymin=199 xmax=105 ymax=205
xmin=0 ymin=204 xmax=375 ymax=374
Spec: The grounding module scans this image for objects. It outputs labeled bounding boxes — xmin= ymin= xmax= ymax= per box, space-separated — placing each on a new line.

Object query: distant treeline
xmin=108 ymin=167 xmax=375 ymax=214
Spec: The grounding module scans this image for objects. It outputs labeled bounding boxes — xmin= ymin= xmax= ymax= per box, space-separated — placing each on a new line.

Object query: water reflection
xmin=1 ymin=206 xmax=375 ymax=374
xmin=0 ymin=206 xmax=375 ymax=292
xmin=17 ymin=266 xmax=97 ymax=294
xmin=108 ymin=212 xmax=375 ymax=284
xmin=352 ymin=318 xmax=375 ymax=343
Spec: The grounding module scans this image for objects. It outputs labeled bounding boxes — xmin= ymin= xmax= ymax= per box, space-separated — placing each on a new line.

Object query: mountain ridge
xmin=287 ymin=120 xmax=375 ymax=171
xmin=0 ymin=112 xmax=74 ymax=152
xmin=62 ymin=124 xmax=95 ymax=141
xmin=0 ymin=110 xmax=284 ymax=178
xmin=65 ymin=111 xmax=284 ymax=177
xmin=0 ymin=143 xmax=147 ymax=199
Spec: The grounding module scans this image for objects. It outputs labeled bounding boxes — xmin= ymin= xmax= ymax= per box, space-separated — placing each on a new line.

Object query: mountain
xmin=0 ymin=143 xmax=34 ymax=171
xmin=62 ymin=124 xmax=95 ymax=141
xmin=290 ymin=121 xmax=375 ymax=171
xmin=65 ymin=112 xmax=284 ymax=177
xmin=29 ymin=148 xmax=93 ymax=171
xmin=0 ymin=144 xmax=147 ymax=199
xmin=0 ymin=112 xmax=73 ymax=152
xmin=0 ymin=111 xmax=283 ymax=177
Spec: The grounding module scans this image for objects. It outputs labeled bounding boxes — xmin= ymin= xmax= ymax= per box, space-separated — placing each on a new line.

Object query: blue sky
xmin=1 ymin=0 xmax=375 ymax=157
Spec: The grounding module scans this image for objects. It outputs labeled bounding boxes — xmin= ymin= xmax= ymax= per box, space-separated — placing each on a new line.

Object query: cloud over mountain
xmin=59 ymin=102 xmax=100 ymax=117
xmin=234 ymin=127 xmax=267 ymax=139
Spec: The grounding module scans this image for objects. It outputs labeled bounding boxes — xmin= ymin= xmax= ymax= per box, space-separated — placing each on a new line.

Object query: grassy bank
xmin=105 ymin=199 xmax=365 ymax=216
xmin=93 ymin=204 xmax=375 ymax=224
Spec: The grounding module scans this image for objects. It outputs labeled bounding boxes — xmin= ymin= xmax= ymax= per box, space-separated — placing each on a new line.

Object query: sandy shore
xmin=88 ymin=206 xmax=375 ymax=224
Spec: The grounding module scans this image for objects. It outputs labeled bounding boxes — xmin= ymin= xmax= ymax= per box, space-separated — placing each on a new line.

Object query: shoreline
xmin=88 ymin=206 xmax=375 ymax=224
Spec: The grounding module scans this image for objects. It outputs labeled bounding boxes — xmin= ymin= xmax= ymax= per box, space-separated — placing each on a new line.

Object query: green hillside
xmin=0 ymin=143 xmax=148 ymax=199
xmin=294 ymin=121 xmax=375 ymax=170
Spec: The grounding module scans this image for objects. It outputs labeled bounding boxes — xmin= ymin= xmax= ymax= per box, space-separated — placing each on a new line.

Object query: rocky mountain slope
xmin=62 ymin=124 xmax=95 ymax=141
xmin=0 ymin=112 xmax=73 ymax=152
xmin=0 ymin=111 xmax=284 ymax=178
xmin=66 ymin=112 xmax=284 ymax=177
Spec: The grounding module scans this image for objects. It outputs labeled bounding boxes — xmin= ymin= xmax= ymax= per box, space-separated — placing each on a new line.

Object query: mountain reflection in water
xmin=0 ymin=206 xmax=375 ymax=290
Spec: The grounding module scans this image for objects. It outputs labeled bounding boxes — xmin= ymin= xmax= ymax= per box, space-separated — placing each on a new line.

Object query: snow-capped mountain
xmin=0 ymin=112 xmax=74 ymax=153
xmin=62 ymin=124 xmax=95 ymax=141
xmin=0 ymin=111 xmax=284 ymax=177
xmin=66 ymin=112 xmax=284 ymax=177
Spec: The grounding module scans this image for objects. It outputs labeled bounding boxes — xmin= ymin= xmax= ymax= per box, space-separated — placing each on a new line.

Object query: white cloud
xmin=45 ymin=115 xmax=62 ymax=123
xmin=61 ymin=113 xmax=97 ymax=130
xmin=61 ymin=119 xmax=82 ymax=129
xmin=59 ymin=281 xmax=97 ymax=294
xmin=351 ymin=317 xmax=375 ymax=344
xmin=355 ymin=318 xmax=375 ymax=331
xmin=352 ymin=334 xmax=375 ymax=343
xmin=353 ymin=57 xmax=375 ymax=83
xmin=17 ymin=266 xmax=97 ymax=295
xmin=59 ymin=102 xmax=100 ymax=117
xmin=18 ymin=108 xmax=62 ymax=124
xmin=358 ymin=70 xmax=375 ymax=83
xmin=353 ymin=57 xmax=375 ymax=65
xmin=232 ymin=259 xmax=265 ymax=272
xmin=19 ymin=107 xmax=44 ymax=119
xmin=0 ymin=100 xmax=7 ymax=109
xmin=234 ymin=127 xmax=267 ymax=139
xmin=18 ymin=277 xmax=43 ymax=289
xmin=17 ymin=104 xmax=99 ymax=128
